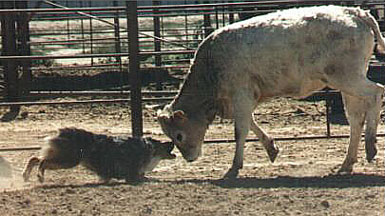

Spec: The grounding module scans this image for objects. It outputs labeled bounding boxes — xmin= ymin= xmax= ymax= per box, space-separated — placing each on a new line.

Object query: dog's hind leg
xmin=37 ymin=159 xmax=64 ymax=183
xmin=22 ymin=156 xmax=41 ymax=182
xmin=37 ymin=159 xmax=48 ymax=183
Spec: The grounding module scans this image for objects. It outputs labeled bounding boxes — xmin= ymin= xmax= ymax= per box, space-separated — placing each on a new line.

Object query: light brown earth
xmin=0 ymin=97 xmax=384 ymax=216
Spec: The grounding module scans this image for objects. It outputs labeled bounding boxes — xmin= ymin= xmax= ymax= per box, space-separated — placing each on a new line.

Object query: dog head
xmin=145 ymin=138 xmax=176 ymax=160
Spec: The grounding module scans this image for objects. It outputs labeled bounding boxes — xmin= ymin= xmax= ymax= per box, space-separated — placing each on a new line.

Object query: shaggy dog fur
xmin=23 ymin=127 xmax=175 ymax=183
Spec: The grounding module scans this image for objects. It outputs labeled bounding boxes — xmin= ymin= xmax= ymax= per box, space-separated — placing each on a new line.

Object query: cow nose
xmin=186 ymin=159 xmax=195 ymax=163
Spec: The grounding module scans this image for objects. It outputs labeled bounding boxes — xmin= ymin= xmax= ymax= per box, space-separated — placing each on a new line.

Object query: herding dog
xmin=22 ymin=127 xmax=176 ymax=183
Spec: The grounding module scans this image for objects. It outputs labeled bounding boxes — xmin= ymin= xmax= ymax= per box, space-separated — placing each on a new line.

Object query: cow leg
xmin=363 ymin=87 xmax=383 ymax=162
xmin=250 ymin=116 xmax=279 ymax=162
xmin=224 ymin=92 xmax=253 ymax=179
xmin=338 ymin=93 xmax=366 ymax=174
xmin=338 ymin=80 xmax=383 ymax=174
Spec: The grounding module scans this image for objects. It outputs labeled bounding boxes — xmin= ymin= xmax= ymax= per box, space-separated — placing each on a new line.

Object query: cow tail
xmin=361 ymin=10 xmax=385 ymax=54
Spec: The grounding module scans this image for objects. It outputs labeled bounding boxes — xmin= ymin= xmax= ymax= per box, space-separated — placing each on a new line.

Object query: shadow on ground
xmin=171 ymin=173 xmax=385 ymax=189
xmin=31 ymin=173 xmax=385 ymax=190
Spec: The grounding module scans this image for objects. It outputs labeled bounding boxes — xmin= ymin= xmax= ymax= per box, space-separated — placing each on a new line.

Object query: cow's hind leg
xmin=338 ymin=81 xmax=383 ymax=174
xmin=363 ymin=85 xmax=383 ymax=162
xmin=250 ymin=115 xmax=279 ymax=162
xmin=338 ymin=93 xmax=367 ymax=174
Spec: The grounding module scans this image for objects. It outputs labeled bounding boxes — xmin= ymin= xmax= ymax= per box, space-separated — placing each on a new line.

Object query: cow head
xmin=157 ymin=105 xmax=207 ymax=162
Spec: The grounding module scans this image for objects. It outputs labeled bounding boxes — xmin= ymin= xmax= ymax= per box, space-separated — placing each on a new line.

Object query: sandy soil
xmin=0 ymin=97 xmax=384 ymax=216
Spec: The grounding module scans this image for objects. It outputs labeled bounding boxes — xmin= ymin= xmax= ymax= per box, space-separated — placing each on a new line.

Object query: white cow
xmin=158 ymin=5 xmax=385 ymax=178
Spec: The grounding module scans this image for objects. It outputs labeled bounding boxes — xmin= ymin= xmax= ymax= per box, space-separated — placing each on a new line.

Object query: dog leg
xmin=22 ymin=156 xmax=40 ymax=182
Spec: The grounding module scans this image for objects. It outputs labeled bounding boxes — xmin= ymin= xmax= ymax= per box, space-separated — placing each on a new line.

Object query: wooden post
xmin=126 ymin=0 xmax=143 ymax=138
xmin=1 ymin=1 xmax=20 ymax=118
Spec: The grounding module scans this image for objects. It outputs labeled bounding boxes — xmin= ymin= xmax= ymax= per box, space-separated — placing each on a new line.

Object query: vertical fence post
xmin=16 ymin=1 xmax=31 ymax=99
xmin=0 ymin=1 xmax=20 ymax=118
xmin=80 ymin=1 xmax=86 ymax=54
xmin=113 ymin=0 xmax=122 ymax=73
xmin=126 ymin=0 xmax=143 ymax=138
xmin=153 ymin=0 xmax=162 ymax=90
xmin=184 ymin=0 xmax=189 ymax=48
xmin=325 ymin=93 xmax=331 ymax=139
xmin=89 ymin=1 xmax=94 ymax=66
xmin=203 ymin=1 xmax=213 ymax=37
xmin=229 ymin=0 xmax=234 ymax=24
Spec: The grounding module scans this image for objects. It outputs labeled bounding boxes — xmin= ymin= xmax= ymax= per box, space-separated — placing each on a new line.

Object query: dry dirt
xmin=0 ymin=98 xmax=384 ymax=216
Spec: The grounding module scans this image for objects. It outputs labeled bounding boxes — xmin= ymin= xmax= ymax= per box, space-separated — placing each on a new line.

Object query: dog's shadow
xmin=36 ymin=173 xmax=385 ymax=190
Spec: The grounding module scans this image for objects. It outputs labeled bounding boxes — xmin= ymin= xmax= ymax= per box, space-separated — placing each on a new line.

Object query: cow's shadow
xmin=34 ymin=173 xmax=385 ymax=189
xmin=171 ymin=173 xmax=385 ymax=189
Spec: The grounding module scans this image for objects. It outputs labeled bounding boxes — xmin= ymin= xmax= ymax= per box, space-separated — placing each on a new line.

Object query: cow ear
xmin=157 ymin=109 xmax=171 ymax=123
xmin=172 ymin=110 xmax=188 ymax=123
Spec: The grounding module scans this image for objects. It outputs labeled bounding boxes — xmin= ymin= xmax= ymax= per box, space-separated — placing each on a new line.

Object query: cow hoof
xmin=37 ymin=175 xmax=44 ymax=183
xmin=223 ymin=168 xmax=239 ymax=179
xmin=267 ymin=144 xmax=279 ymax=163
xmin=365 ymin=146 xmax=377 ymax=163
xmin=22 ymin=173 xmax=29 ymax=182
xmin=336 ymin=166 xmax=353 ymax=175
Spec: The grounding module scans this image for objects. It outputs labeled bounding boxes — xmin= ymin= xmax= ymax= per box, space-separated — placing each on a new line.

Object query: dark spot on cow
xmin=305 ymin=36 xmax=314 ymax=44
xmin=320 ymin=77 xmax=328 ymax=84
xmin=324 ymin=64 xmax=343 ymax=76
xmin=298 ymin=53 xmax=304 ymax=67
xmin=327 ymin=30 xmax=343 ymax=41
xmin=302 ymin=16 xmax=315 ymax=22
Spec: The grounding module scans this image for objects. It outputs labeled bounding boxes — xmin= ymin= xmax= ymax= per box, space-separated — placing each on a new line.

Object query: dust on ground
xmin=0 ymin=97 xmax=384 ymax=215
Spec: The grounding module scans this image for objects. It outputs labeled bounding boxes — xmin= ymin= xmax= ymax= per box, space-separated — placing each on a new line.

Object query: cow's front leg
xmin=224 ymin=93 xmax=253 ymax=179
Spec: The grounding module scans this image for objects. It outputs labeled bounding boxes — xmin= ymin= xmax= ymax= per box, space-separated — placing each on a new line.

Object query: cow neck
xmin=171 ymin=65 xmax=218 ymax=124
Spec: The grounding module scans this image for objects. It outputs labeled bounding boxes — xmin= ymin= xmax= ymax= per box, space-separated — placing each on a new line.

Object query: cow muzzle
xmin=176 ymin=145 xmax=201 ymax=162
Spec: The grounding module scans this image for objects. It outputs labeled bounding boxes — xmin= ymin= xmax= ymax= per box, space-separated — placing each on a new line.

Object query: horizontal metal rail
xmin=0 ymin=89 xmax=342 ymax=107
xmin=0 ymin=1 xmax=358 ymax=14
xmin=31 ymin=64 xmax=189 ymax=71
xmin=2 ymin=133 xmax=384 ymax=152
xmin=0 ymin=97 xmax=174 ymax=107
xmin=203 ymin=133 xmax=385 ymax=144
xmin=0 ymin=50 xmax=195 ymax=60
xmin=28 ymin=90 xmax=178 ymax=97
xmin=0 ymin=0 xmax=380 ymax=16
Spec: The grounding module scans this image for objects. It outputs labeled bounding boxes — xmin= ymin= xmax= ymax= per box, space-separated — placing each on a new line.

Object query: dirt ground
xmin=0 ymin=97 xmax=384 ymax=216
